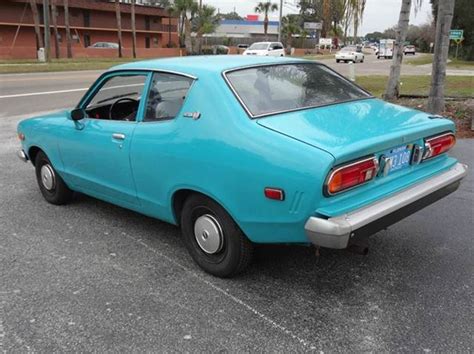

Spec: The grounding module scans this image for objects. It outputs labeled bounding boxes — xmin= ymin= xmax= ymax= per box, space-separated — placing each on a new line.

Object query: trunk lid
xmin=256 ymin=98 xmax=454 ymax=163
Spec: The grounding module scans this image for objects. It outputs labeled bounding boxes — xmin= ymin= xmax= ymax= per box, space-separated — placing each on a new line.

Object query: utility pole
xmin=43 ymin=0 xmax=51 ymax=62
xmin=278 ymin=0 xmax=283 ymax=42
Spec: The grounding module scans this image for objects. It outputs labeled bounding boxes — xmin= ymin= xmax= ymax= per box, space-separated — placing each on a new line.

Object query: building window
xmin=84 ymin=34 xmax=91 ymax=48
xmin=145 ymin=37 xmax=150 ymax=48
xmin=83 ymin=10 xmax=90 ymax=27
xmin=153 ymin=37 xmax=159 ymax=47
xmin=145 ymin=16 xmax=150 ymax=31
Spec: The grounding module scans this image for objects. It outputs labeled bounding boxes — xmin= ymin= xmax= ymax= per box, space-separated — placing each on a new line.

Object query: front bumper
xmin=305 ymin=162 xmax=468 ymax=249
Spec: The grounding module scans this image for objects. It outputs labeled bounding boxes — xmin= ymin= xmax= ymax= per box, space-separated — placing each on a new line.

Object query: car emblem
xmin=183 ymin=112 xmax=201 ymax=120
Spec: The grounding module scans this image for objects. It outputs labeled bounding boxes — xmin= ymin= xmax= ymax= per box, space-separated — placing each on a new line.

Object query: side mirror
xmin=70 ymin=108 xmax=86 ymax=121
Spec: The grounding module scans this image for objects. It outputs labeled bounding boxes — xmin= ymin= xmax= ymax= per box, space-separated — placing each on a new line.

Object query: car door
xmin=269 ymin=43 xmax=284 ymax=56
xmin=59 ymin=71 xmax=150 ymax=207
xmin=130 ymin=71 xmax=195 ymax=220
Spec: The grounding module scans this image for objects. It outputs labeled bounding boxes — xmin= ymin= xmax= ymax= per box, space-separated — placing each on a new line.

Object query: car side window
xmin=144 ymin=72 xmax=194 ymax=122
xmin=85 ymin=74 xmax=147 ymax=121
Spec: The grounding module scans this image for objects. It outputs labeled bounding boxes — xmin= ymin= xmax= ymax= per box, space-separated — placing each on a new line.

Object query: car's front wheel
xmin=181 ymin=194 xmax=253 ymax=277
xmin=35 ymin=151 xmax=73 ymax=205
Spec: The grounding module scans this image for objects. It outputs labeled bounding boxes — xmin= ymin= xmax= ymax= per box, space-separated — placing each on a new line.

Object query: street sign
xmin=319 ymin=38 xmax=332 ymax=45
xmin=304 ymin=22 xmax=322 ymax=30
xmin=449 ymin=29 xmax=463 ymax=40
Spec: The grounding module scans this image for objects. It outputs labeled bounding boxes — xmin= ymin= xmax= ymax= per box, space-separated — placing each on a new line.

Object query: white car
xmin=404 ymin=45 xmax=416 ymax=55
xmin=243 ymin=42 xmax=285 ymax=57
xmin=335 ymin=46 xmax=364 ymax=63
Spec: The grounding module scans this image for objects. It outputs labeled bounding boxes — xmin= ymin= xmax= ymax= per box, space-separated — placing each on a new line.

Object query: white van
xmin=377 ymin=39 xmax=395 ymax=59
xmin=242 ymin=42 xmax=285 ymax=57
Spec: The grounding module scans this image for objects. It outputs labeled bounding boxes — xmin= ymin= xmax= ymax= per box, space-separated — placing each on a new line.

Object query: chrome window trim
xmin=324 ymin=155 xmax=380 ymax=196
xmin=107 ymin=68 xmax=198 ymax=80
xmin=222 ymin=62 xmax=373 ymax=119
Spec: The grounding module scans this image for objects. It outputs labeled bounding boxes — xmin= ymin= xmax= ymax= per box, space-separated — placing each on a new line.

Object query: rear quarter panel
xmin=131 ymin=74 xmax=335 ymax=243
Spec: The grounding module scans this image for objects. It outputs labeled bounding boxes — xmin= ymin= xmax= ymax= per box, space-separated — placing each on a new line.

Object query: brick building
xmin=0 ymin=0 xmax=180 ymax=59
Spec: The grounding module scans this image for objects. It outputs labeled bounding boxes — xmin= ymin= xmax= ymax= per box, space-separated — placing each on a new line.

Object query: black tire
xmin=361 ymin=56 xmax=364 ymax=63
xmin=336 ymin=59 xmax=340 ymax=63
xmin=35 ymin=151 xmax=73 ymax=205
xmin=180 ymin=194 xmax=253 ymax=277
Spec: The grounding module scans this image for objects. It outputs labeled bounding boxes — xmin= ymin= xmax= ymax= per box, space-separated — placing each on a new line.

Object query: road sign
xmin=449 ymin=29 xmax=463 ymax=40
xmin=319 ymin=38 xmax=332 ymax=46
xmin=304 ymin=22 xmax=322 ymax=30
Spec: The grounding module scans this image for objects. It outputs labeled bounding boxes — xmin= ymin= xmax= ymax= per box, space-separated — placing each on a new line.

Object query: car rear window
xmin=225 ymin=63 xmax=371 ymax=117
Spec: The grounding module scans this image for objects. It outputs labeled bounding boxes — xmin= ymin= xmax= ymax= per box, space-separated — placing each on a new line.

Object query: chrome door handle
xmin=112 ymin=133 xmax=125 ymax=140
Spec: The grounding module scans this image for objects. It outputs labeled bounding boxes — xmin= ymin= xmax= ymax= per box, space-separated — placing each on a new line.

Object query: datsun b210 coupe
xmin=17 ymin=56 xmax=468 ymax=277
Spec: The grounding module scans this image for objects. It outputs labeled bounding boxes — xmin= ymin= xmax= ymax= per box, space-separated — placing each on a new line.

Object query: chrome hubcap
xmin=40 ymin=164 xmax=56 ymax=191
xmin=194 ymin=214 xmax=223 ymax=254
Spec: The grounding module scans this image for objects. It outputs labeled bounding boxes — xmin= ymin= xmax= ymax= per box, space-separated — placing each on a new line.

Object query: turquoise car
xmin=17 ymin=56 xmax=468 ymax=277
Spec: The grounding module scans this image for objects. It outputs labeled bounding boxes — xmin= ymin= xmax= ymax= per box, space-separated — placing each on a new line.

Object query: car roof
xmin=110 ymin=55 xmax=306 ymax=77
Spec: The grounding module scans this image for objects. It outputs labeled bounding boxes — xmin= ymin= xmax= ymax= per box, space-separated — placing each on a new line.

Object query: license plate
xmin=384 ymin=145 xmax=412 ymax=174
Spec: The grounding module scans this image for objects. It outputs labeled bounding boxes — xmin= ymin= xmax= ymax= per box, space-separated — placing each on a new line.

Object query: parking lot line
xmin=123 ymin=233 xmax=318 ymax=351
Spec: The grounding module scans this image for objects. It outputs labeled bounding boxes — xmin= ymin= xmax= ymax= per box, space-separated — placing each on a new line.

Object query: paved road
xmin=0 ymin=60 xmax=473 ymax=351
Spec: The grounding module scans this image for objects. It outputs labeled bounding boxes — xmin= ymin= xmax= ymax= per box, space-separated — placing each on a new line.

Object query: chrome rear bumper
xmin=17 ymin=149 xmax=28 ymax=162
xmin=305 ymin=163 xmax=468 ymax=249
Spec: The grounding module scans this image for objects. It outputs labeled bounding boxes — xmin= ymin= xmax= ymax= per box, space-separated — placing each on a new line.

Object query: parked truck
xmin=377 ymin=39 xmax=395 ymax=59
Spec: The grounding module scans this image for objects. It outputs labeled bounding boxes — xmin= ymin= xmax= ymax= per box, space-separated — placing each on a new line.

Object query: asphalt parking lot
xmin=1 ymin=69 xmax=473 ymax=351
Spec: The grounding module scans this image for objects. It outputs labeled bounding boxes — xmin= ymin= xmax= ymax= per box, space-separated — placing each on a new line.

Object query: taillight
xmin=325 ymin=156 xmax=379 ymax=195
xmin=423 ymin=133 xmax=456 ymax=160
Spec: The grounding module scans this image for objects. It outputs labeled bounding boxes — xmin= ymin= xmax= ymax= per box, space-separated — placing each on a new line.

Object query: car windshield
xmin=341 ymin=47 xmax=356 ymax=52
xmin=249 ymin=43 xmax=269 ymax=50
xmin=225 ymin=63 xmax=371 ymax=117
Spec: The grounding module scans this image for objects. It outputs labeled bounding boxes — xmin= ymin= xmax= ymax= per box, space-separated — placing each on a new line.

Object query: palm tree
xmin=115 ymin=0 xmax=123 ymax=58
xmin=165 ymin=5 xmax=174 ymax=47
xmin=322 ymin=0 xmax=331 ymax=38
xmin=254 ymin=2 xmax=278 ymax=39
xmin=349 ymin=0 xmax=366 ymax=44
xmin=385 ymin=0 xmax=423 ymax=99
xmin=131 ymin=0 xmax=137 ymax=58
xmin=174 ymin=0 xmax=198 ymax=53
xmin=428 ymin=0 xmax=456 ymax=113
xmin=29 ymin=0 xmax=43 ymax=50
xmin=281 ymin=15 xmax=301 ymax=49
xmin=194 ymin=5 xmax=218 ymax=54
xmin=64 ymin=0 xmax=73 ymax=58
xmin=51 ymin=0 xmax=60 ymax=58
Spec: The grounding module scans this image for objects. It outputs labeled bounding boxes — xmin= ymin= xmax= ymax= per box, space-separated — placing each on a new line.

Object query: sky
xmin=201 ymin=0 xmax=433 ymax=35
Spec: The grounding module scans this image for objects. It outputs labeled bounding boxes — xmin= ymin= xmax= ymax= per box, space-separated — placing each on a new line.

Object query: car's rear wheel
xmin=180 ymin=194 xmax=253 ymax=277
xmin=336 ymin=59 xmax=340 ymax=63
xmin=35 ymin=151 xmax=73 ymax=205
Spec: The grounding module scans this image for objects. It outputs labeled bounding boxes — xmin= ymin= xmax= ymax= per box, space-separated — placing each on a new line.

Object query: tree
xmin=173 ymin=0 xmax=198 ymax=52
xmin=131 ymin=0 xmax=137 ymax=58
xmin=64 ymin=0 xmax=73 ymax=58
xmin=282 ymin=15 xmax=301 ymax=48
xmin=193 ymin=5 xmax=218 ymax=54
xmin=451 ymin=0 xmax=473 ymax=60
xmin=427 ymin=0 xmax=456 ymax=114
xmin=349 ymin=0 xmax=366 ymax=44
xmin=115 ymin=0 xmax=123 ymax=58
xmin=29 ymin=0 xmax=43 ymax=50
xmin=165 ymin=5 xmax=174 ymax=47
xmin=218 ymin=11 xmax=243 ymax=21
xmin=385 ymin=0 xmax=422 ymax=99
xmin=254 ymin=2 xmax=279 ymax=39
xmin=51 ymin=0 xmax=60 ymax=58
xmin=322 ymin=0 xmax=331 ymax=37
